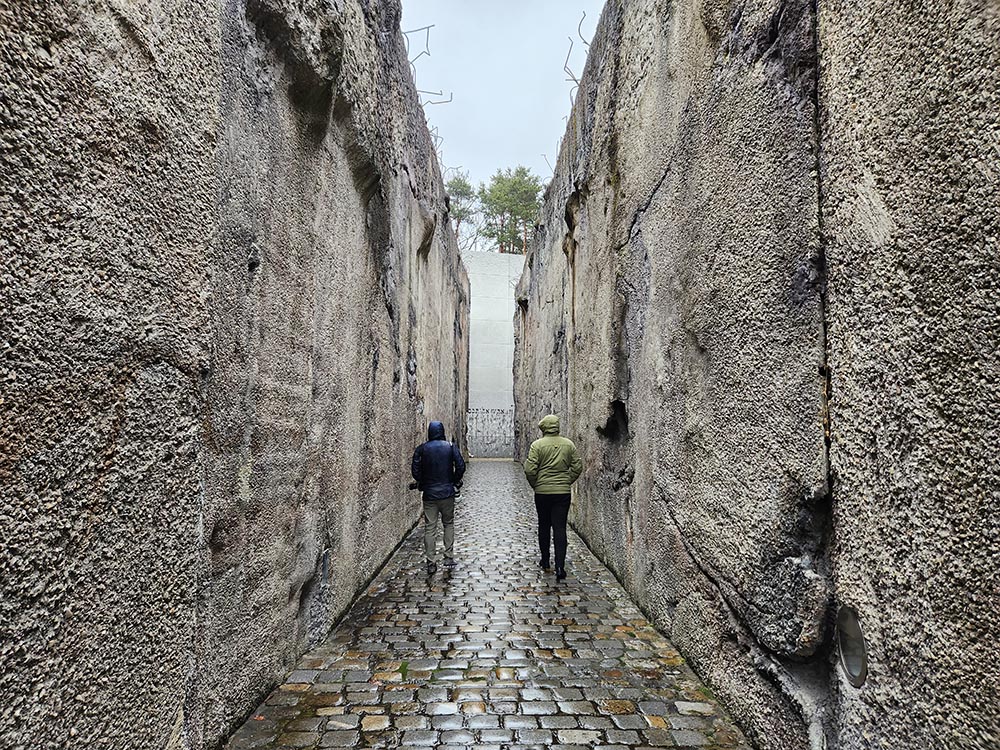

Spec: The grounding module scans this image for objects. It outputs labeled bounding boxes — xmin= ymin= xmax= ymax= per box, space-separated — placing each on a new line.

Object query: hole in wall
xmin=208 ymin=517 xmax=239 ymax=556
xmin=596 ymin=399 xmax=629 ymax=443
xmin=564 ymin=189 xmax=582 ymax=232
xmin=836 ymin=605 xmax=868 ymax=688
xmin=417 ymin=212 xmax=436 ymax=259
xmin=551 ymin=326 xmax=566 ymax=356
xmin=247 ymin=244 xmax=260 ymax=276
xmin=518 ymin=298 xmax=529 ymax=338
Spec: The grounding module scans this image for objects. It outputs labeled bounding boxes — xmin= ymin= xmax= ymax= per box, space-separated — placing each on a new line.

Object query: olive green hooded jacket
xmin=524 ymin=415 xmax=583 ymax=494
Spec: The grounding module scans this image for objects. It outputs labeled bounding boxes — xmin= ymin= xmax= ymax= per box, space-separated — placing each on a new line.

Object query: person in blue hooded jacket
xmin=411 ymin=421 xmax=466 ymax=573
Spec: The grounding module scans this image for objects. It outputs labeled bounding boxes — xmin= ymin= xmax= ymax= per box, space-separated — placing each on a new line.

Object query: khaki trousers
xmin=422 ymin=496 xmax=455 ymax=561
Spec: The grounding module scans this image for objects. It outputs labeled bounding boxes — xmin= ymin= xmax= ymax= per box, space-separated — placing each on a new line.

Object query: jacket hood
xmin=538 ymin=414 xmax=560 ymax=435
xmin=427 ymin=421 xmax=446 ymax=440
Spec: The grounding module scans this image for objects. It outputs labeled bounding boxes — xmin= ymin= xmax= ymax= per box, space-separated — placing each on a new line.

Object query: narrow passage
xmin=226 ymin=460 xmax=749 ymax=750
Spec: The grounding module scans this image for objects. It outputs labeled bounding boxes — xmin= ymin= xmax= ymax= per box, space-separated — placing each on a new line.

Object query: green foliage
xmin=445 ymin=171 xmax=479 ymax=252
xmin=477 ymin=166 xmax=544 ymax=254
xmin=445 ymin=172 xmax=476 ymax=228
xmin=444 ymin=166 xmax=544 ymax=254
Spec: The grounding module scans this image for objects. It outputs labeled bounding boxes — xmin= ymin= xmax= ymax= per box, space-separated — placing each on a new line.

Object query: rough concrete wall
xmin=0 ymin=1 xmax=468 ymax=748
xmin=819 ymin=3 xmax=1000 ymax=749
xmin=194 ymin=1 xmax=469 ymax=744
xmin=517 ymin=1 xmax=827 ymax=748
xmin=515 ymin=1 xmax=999 ymax=749
xmin=0 ymin=2 xmax=217 ymax=747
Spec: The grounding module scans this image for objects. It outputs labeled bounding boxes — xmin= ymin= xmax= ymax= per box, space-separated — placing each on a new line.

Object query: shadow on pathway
xmin=226 ymin=460 xmax=750 ymax=749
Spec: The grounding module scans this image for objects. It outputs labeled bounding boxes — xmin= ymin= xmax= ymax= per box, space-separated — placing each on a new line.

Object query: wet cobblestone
xmin=226 ymin=460 xmax=750 ymax=750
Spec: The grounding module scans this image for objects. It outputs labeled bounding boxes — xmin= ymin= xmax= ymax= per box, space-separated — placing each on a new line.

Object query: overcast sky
xmin=401 ymin=0 xmax=607 ymax=190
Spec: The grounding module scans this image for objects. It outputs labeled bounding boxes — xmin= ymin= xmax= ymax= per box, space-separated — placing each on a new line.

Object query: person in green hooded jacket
xmin=524 ymin=414 xmax=583 ymax=580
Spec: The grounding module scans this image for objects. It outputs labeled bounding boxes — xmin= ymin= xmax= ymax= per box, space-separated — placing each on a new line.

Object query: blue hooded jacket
xmin=411 ymin=421 xmax=466 ymax=501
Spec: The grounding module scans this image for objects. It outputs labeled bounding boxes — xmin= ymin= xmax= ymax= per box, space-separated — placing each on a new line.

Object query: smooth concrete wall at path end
xmin=464 ymin=250 xmax=525 ymax=457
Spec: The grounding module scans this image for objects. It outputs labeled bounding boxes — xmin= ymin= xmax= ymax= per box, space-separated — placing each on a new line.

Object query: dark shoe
xmin=539 ymin=559 xmax=551 ymax=570
xmin=443 ymin=557 xmax=457 ymax=568
xmin=556 ymin=567 xmax=567 ymax=580
xmin=426 ymin=561 xmax=437 ymax=574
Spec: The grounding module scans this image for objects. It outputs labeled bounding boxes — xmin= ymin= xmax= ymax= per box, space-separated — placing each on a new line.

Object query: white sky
xmin=401 ymin=0 xmax=607 ymax=191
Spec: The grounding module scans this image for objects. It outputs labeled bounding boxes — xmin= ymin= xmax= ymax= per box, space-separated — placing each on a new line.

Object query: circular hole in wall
xmin=836 ymin=605 xmax=868 ymax=688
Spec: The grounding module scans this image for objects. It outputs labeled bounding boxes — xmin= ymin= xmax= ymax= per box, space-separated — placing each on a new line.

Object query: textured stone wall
xmin=0 ymin=1 xmax=468 ymax=749
xmin=515 ymin=1 xmax=998 ymax=749
xmin=819 ymin=3 xmax=999 ymax=748
xmin=1 ymin=2 xmax=218 ymax=747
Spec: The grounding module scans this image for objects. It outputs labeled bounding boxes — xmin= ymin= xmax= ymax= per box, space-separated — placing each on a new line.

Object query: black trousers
xmin=534 ymin=493 xmax=571 ymax=568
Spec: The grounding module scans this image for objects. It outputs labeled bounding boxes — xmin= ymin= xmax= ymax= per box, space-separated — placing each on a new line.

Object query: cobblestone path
xmin=226 ymin=460 xmax=750 ymax=750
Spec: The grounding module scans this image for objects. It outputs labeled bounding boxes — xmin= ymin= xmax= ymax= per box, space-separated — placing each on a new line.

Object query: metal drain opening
xmin=837 ymin=605 xmax=869 ymax=688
